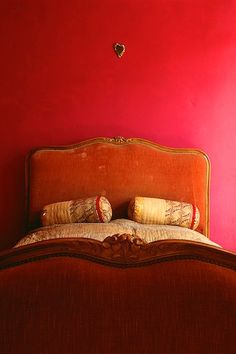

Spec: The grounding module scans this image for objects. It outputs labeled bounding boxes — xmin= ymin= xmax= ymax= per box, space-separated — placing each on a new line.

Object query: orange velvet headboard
xmin=26 ymin=137 xmax=210 ymax=236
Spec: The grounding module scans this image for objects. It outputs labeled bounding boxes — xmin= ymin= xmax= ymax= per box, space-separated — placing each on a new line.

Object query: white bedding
xmin=15 ymin=219 xmax=220 ymax=248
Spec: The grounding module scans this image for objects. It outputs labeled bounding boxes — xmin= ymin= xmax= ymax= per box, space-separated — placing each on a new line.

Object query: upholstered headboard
xmin=26 ymin=137 xmax=210 ymax=236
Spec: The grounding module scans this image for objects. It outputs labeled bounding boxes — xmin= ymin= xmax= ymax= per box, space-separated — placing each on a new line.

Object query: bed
xmin=0 ymin=136 xmax=235 ymax=354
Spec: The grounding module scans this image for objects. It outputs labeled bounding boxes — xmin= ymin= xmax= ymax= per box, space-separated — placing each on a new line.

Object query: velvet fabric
xmin=0 ymin=256 xmax=235 ymax=354
xmin=27 ymin=139 xmax=209 ymax=236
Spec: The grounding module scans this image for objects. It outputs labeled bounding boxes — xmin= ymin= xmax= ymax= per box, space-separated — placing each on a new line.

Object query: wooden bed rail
xmin=0 ymin=236 xmax=235 ymax=271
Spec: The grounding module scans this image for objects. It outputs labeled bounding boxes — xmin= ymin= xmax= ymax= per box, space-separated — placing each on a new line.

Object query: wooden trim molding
xmin=0 ymin=236 xmax=235 ymax=271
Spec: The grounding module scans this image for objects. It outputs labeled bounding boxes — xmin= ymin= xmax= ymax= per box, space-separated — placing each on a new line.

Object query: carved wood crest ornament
xmin=106 ymin=136 xmax=132 ymax=144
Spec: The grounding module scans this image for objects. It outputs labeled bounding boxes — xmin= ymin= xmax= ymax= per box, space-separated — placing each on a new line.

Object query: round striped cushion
xmin=128 ymin=196 xmax=200 ymax=230
xmin=41 ymin=196 xmax=112 ymax=226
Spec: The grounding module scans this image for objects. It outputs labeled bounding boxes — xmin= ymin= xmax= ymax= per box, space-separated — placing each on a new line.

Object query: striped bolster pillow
xmin=128 ymin=196 xmax=200 ymax=230
xmin=41 ymin=196 xmax=112 ymax=226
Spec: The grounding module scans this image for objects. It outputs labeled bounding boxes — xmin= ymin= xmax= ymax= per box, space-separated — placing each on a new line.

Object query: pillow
xmin=128 ymin=196 xmax=200 ymax=230
xmin=41 ymin=196 xmax=112 ymax=226
xmin=15 ymin=222 xmax=134 ymax=247
xmin=112 ymin=219 xmax=219 ymax=247
xmin=14 ymin=219 xmax=220 ymax=248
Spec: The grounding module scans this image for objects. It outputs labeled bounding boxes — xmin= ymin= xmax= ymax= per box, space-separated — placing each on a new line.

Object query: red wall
xmin=1 ymin=0 xmax=236 ymax=251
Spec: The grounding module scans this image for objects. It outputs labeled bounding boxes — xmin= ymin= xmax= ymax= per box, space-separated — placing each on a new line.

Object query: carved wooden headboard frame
xmin=26 ymin=137 xmax=210 ymax=237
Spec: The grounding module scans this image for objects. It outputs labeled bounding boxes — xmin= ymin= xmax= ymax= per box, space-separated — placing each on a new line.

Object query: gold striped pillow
xmin=41 ymin=196 xmax=112 ymax=226
xmin=128 ymin=196 xmax=200 ymax=230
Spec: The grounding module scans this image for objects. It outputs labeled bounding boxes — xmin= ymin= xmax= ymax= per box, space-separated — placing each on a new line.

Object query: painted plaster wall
xmin=1 ymin=0 xmax=236 ymax=250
